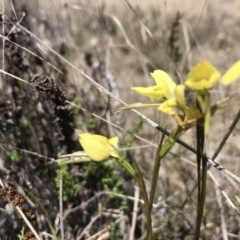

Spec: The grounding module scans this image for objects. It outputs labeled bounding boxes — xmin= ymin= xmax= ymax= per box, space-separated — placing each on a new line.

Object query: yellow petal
xmin=131 ymin=86 xmax=167 ymax=99
xmin=174 ymin=84 xmax=186 ymax=112
xmin=185 ymin=61 xmax=221 ymax=90
xmin=187 ymin=61 xmax=218 ymax=81
xmin=221 ymin=60 xmax=240 ymax=85
xmin=207 ymin=71 xmax=221 ymax=88
xmin=150 ymin=70 xmax=176 ymax=98
xmin=109 ymin=136 xmax=120 ymax=159
xmin=109 ymin=136 xmax=119 ymax=149
xmin=79 ymin=133 xmax=110 ymax=161
xmin=158 ymin=99 xmax=177 ymax=115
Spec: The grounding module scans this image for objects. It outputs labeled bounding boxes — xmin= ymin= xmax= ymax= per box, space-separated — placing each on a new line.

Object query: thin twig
xmin=9 ymin=0 xmax=18 ymax=21
xmin=211 ymin=109 xmax=240 ymax=160
xmin=16 ymin=206 xmax=41 ymax=240
xmin=0 ymin=69 xmax=32 ymax=85
xmin=129 ymin=186 xmax=139 ymax=240
xmin=40 ymin=232 xmax=55 ymax=239
xmin=59 ymin=173 xmax=64 ymax=240
xmin=157 ymin=125 xmax=240 ymax=184
xmin=0 ymin=34 xmax=61 ymax=73
xmin=77 ymin=212 xmax=124 ymax=240
xmin=181 ymin=20 xmax=192 ymax=69
xmin=182 ymin=0 xmax=208 ymax=72
xmin=178 ymin=155 xmax=240 ymax=215
xmin=1 ymin=2 xmax=5 ymax=92
xmin=209 ymin=171 xmax=240 ymax=215
xmin=215 ymin=181 xmax=228 ymax=240
xmin=85 ymin=217 xmax=125 ymax=240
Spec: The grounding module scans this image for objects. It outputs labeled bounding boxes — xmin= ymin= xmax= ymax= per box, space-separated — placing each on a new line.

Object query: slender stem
xmin=146 ymin=138 xmax=164 ymax=240
xmin=195 ymin=124 xmax=203 ymax=240
xmin=195 ymin=91 xmax=205 ymax=239
xmin=129 ymin=186 xmax=139 ymax=240
xmin=117 ymin=158 xmax=139 ymax=183
xmin=146 ymin=127 xmax=184 ymax=240
xmin=132 ymin=157 xmax=151 ymax=235
xmin=199 ymin=93 xmax=210 ymax=239
xmin=200 ymin=153 xmax=207 ymax=238
xmin=195 ymin=93 xmax=210 ymax=240
xmin=118 ymin=156 xmax=152 ymax=238
xmin=149 ymin=128 xmax=182 ymax=205
xmin=118 ymin=156 xmax=150 ymax=216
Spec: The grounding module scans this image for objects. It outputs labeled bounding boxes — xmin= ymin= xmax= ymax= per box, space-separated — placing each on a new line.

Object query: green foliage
xmin=18 ymin=117 xmax=31 ymax=147
xmin=123 ymin=117 xmax=143 ymax=148
xmin=18 ymin=228 xmax=25 ymax=240
xmin=55 ymin=165 xmax=79 ymax=202
xmin=86 ymin=117 xmax=96 ymax=132
xmin=107 ymin=222 xmax=123 ymax=240
xmin=71 ymin=98 xmax=81 ymax=117
xmin=83 ymin=162 xmax=128 ymax=211
xmin=20 ymin=118 xmax=29 ymax=128
xmin=8 ymin=149 xmax=22 ymax=163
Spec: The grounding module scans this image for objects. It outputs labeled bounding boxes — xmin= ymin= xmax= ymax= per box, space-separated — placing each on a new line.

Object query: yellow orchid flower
xmin=130 ymin=71 xmax=190 ymax=125
xmin=185 ymin=60 xmax=240 ymax=90
xmin=131 ymin=70 xmax=176 ymax=99
xmin=79 ymin=133 xmax=120 ymax=161
xmin=128 ymin=59 xmax=240 ymax=129
xmin=185 ymin=61 xmax=221 ymax=90
xmin=131 ymin=70 xmax=186 ymax=119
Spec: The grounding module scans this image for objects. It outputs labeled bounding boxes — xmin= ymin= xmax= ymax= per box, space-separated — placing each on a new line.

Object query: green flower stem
xmin=195 ymin=92 xmax=210 ymax=240
xmin=115 ymin=128 xmax=185 ymax=240
xmin=204 ymin=92 xmax=211 ymax=137
xmin=117 ymin=156 xmax=140 ymax=184
xmin=146 ymin=127 xmax=185 ymax=240
xmin=195 ymin=123 xmax=205 ymax=239
xmin=117 ymin=155 xmax=151 ymax=237
xmin=196 ymin=93 xmax=205 ymax=112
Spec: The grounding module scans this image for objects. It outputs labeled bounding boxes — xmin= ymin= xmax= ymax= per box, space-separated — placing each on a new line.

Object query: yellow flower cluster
xmin=131 ymin=60 xmax=240 ymax=128
xmin=72 ymin=61 xmax=240 ymax=163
